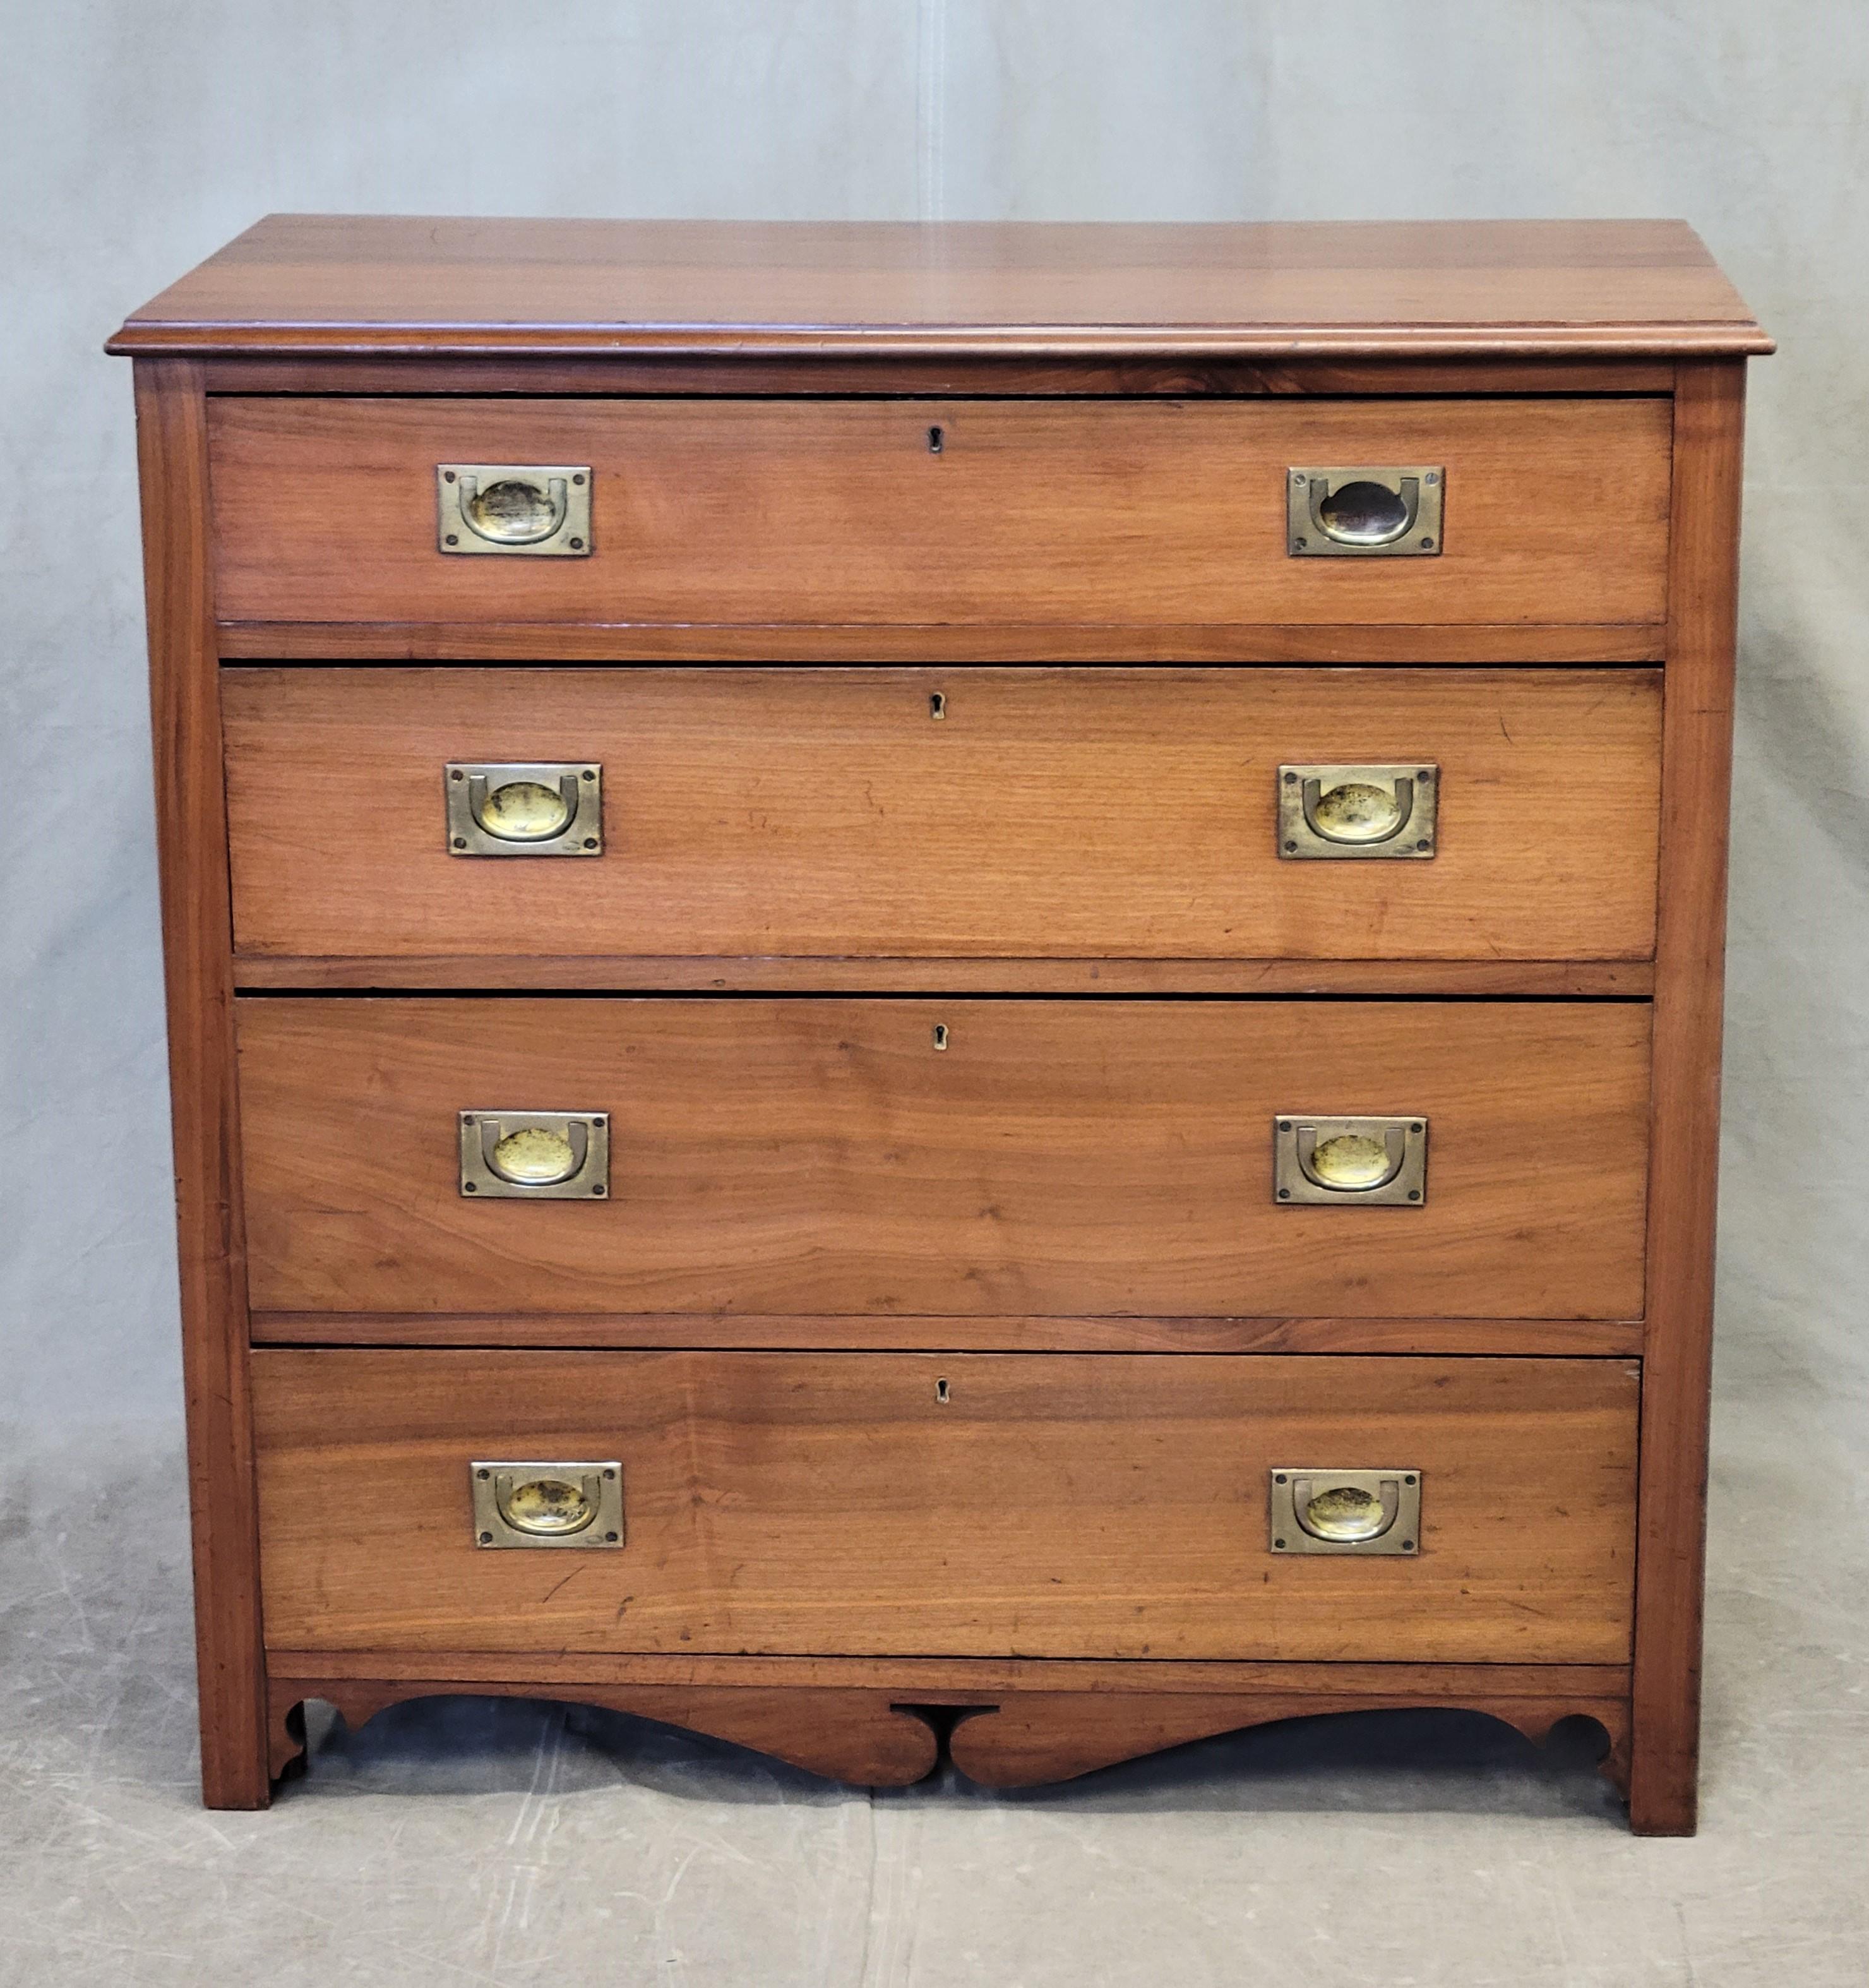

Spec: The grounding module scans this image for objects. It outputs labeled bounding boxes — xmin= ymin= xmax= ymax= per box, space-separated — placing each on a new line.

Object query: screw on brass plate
xmin=936 ymin=1377 xmax=951 ymax=1403
xmin=932 ymin=1024 xmax=949 ymax=1050
xmin=929 ymin=691 xmax=947 ymax=721
xmin=928 ymin=425 xmax=944 ymax=453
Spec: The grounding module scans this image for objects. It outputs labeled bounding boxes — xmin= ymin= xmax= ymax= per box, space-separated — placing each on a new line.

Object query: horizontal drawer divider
xmin=249 ymin=1314 xmax=1642 ymax=1356
xmin=217 ymin=621 xmax=1667 ymax=664
xmin=234 ymin=964 xmax=1658 ymax=998
xmin=266 ymin=1653 xmax=1634 ymax=1694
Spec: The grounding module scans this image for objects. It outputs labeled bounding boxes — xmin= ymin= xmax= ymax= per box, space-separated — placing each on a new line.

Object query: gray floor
xmin=4 ymin=1311 xmax=1865 ymax=1988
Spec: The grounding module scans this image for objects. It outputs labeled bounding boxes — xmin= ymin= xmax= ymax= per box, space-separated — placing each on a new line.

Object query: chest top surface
xmin=108 ymin=215 xmax=1768 ymax=361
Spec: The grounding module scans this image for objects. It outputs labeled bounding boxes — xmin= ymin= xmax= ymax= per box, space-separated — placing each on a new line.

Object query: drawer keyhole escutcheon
xmin=445 ymin=763 xmax=603 ymax=856
xmin=472 ymin=1463 xmax=624 ymax=1550
xmin=1269 ymin=1470 xmax=1420 ymax=1555
xmin=437 ymin=464 xmax=592 ymax=555
xmin=1274 ymin=1115 xmax=1428 ymax=1206
xmin=1277 ymin=764 xmax=1436 ymax=859
xmin=459 ymin=1111 xmax=611 ymax=1199
xmin=1286 ymin=465 xmax=1442 ymax=556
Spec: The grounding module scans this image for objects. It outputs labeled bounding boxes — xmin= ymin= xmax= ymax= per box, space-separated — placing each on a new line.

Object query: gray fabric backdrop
xmin=3 ymin=1 xmax=1863 ymax=1434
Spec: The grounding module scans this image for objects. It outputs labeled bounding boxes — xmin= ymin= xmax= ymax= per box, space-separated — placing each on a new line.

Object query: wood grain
xmin=249 ymin=1311 xmax=1641 ymax=1356
xmin=108 ymin=216 xmax=1769 ymax=358
xmin=205 ymin=397 xmax=1672 ymax=628
xmin=134 ymin=360 xmax=271 ymax=1809
xmin=251 ymin=1350 xmax=1641 ymax=1663
xmin=231 ymin=956 xmax=1657 ymax=997
xmin=1628 ymin=362 xmax=1746 ymax=1836
xmin=223 ymin=667 xmax=1661 ymax=967
xmin=236 ymin=997 xmax=1652 ymax=1321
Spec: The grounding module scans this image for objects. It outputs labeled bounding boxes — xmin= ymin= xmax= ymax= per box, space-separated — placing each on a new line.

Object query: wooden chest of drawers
xmin=111 ymin=215 xmax=1768 ymax=1833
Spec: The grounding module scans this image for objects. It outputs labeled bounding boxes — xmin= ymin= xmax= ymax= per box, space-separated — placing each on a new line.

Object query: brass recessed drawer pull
xmin=1269 ymin=1468 xmax=1420 ymax=1554
xmin=471 ymin=1461 xmax=623 ymax=1549
xmin=1287 ymin=466 xmax=1442 ymax=556
xmin=445 ymin=762 xmax=603 ymax=856
xmin=1274 ymin=1115 xmax=1427 ymax=1206
xmin=458 ymin=1111 xmax=610 ymax=1199
xmin=436 ymin=464 xmax=591 ymax=554
xmin=1279 ymin=763 xmax=1436 ymax=858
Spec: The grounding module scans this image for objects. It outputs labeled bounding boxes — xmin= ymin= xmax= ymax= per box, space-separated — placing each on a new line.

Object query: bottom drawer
xmin=254 ymin=1351 xmax=1637 ymax=1664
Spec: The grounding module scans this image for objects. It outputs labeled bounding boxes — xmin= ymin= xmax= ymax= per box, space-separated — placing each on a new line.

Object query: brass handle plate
xmin=437 ymin=464 xmax=592 ymax=556
xmin=1269 ymin=1468 xmax=1420 ymax=1555
xmin=472 ymin=1461 xmax=623 ymax=1550
xmin=446 ymin=762 xmax=603 ymax=856
xmin=1278 ymin=764 xmax=1437 ymax=859
xmin=1287 ymin=466 xmax=1442 ymax=556
xmin=458 ymin=1111 xmax=610 ymax=1199
xmin=1274 ymin=1115 xmax=1428 ymax=1206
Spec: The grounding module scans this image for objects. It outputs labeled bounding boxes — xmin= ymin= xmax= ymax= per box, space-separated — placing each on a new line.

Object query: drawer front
xmin=251 ymin=1350 xmax=1639 ymax=1662
xmin=206 ymin=397 xmax=1670 ymax=627
xmin=224 ymin=666 xmax=1661 ymax=965
xmin=237 ymin=997 xmax=1649 ymax=1319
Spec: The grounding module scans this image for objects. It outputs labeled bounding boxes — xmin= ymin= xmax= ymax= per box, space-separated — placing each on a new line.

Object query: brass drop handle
xmin=1277 ymin=765 xmax=1437 ymax=861
xmin=472 ymin=1461 xmax=624 ymax=1549
xmin=1287 ymin=467 xmax=1443 ymax=557
xmin=445 ymin=763 xmax=603 ymax=856
xmin=458 ymin=1111 xmax=611 ymax=1199
xmin=454 ymin=472 xmax=570 ymax=546
xmin=1270 ymin=1468 xmax=1420 ymax=1555
xmin=1274 ymin=1115 xmax=1428 ymax=1206
xmin=436 ymin=464 xmax=591 ymax=556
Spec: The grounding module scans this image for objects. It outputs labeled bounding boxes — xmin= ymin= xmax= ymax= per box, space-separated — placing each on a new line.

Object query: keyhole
xmin=932 ymin=1024 xmax=949 ymax=1051
xmin=928 ymin=425 xmax=944 ymax=453
xmin=935 ymin=1377 xmax=951 ymax=1403
xmin=929 ymin=691 xmax=946 ymax=721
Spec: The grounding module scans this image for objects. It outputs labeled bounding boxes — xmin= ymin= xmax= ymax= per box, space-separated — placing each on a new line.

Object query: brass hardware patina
xmin=437 ymin=464 xmax=592 ymax=555
xmin=471 ymin=1462 xmax=624 ymax=1549
xmin=445 ymin=763 xmax=602 ymax=856
xmin=458 ymin=1111 xmax=610 ymax=1199
xmin=1269 ymin=1468 xmax=1420 ymax=1555
xmin=1286 ymin=466 xmax=1443 ymax=556
xmin=1273 ymin=1115 xmax=1428 ymax=1206
xmin=1278 ymin=764 xmax=1438 ymax=859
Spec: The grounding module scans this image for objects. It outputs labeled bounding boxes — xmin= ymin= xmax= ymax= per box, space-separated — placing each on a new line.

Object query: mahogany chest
xmin=110 ymin=216 xmax=1768 ymax=1832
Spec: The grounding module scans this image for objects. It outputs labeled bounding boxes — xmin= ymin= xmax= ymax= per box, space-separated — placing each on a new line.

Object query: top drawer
xmin=205 ymin=398 xmax=1671 ymax=629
